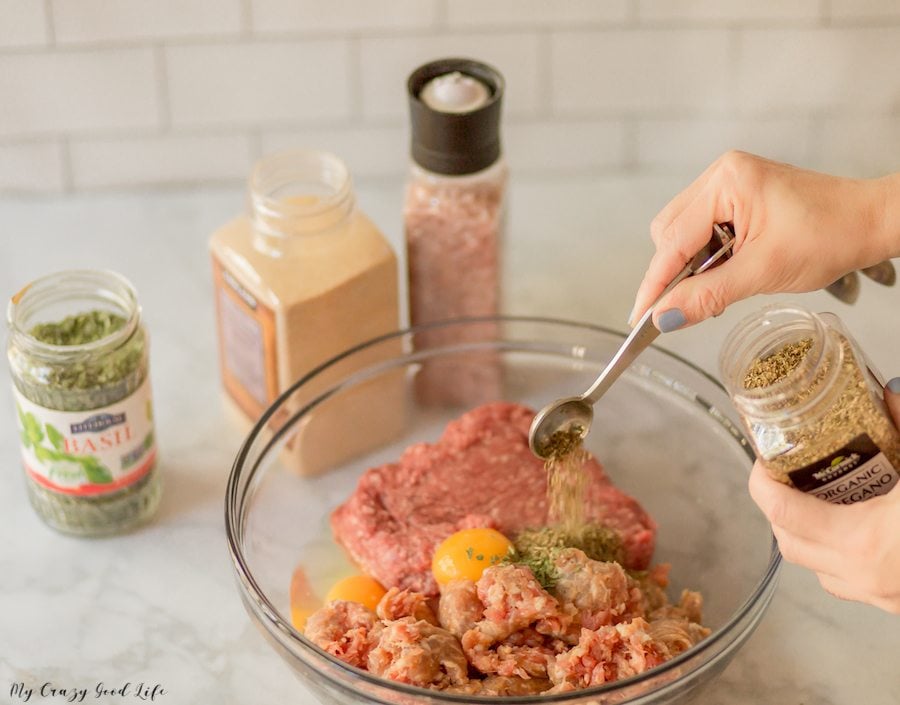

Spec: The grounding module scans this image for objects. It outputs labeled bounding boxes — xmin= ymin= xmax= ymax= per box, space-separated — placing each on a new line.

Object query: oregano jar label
xmin=787 ymin=434 xmax=899 ymax=504
xmin=721 ymin=304 xmax=900 ymax=504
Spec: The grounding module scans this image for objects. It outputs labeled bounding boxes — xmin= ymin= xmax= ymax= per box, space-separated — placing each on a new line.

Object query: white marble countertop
xmin=1 ymin=174 xmax=898 ymax=705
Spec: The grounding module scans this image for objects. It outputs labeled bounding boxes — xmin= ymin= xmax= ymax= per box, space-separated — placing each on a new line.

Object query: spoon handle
xmin=582 ymin=304 xmax=662 ymax=404
xmin=582 ymin=224 xmax=735 ymax=406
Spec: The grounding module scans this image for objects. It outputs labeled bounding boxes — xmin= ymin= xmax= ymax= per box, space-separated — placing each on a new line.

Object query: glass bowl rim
xmin=225 ymin=314 xmax=781 ymax=703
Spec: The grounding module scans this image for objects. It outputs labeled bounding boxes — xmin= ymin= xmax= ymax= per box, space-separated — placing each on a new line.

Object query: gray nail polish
xmin=887 ymin=377 xmax=900 ymax=394
xmin=657 ymin=308 xmax=686 ymax=333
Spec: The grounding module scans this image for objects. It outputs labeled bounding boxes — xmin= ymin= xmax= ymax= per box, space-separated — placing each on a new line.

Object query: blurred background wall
xmin=1 ymin=0 xmax=898 ymax=194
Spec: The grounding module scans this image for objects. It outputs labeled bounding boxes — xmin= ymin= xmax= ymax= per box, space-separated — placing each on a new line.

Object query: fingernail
xmin=657 ymin=308 xmax=686 ymax=333
xmin=887 ymin=377 xmax=900 ymax=394
xmin=627 ymin=305 xmax=637 ymax=328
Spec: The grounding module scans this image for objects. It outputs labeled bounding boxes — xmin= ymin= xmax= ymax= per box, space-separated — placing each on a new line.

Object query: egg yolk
xmin=325 ymin=574 xmax=387 ymax=611
xmin=432 ymin=528 xmax=513 ymax=586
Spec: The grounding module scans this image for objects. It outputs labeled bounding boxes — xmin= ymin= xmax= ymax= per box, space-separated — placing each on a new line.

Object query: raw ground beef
xmin=330 ymin=402 xmax=657 ymax=596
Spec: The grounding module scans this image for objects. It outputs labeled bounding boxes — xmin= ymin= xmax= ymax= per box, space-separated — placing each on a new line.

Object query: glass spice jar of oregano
xmin=720 ymin=303 xmax=900 ymax=505
xmin=6 ymin=270 xmax=161 ymax=535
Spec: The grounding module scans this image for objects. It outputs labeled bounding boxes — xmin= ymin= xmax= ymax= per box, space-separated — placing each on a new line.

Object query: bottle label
xmin=211 ymin=256 xmax=279 ymax=420
xmin=13 ymin=378 xmax=157 ymax=497
xmin=787 ymin=434 xmax=900 ymax=504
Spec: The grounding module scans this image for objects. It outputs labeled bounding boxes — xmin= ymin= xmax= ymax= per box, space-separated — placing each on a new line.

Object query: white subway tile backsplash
xmin=446 ymin=0 xmax=629 ymax=28
xmin=550 ymin=30 xmax=731 ymax=115
xmin=505 ymin=120 xmax=629 ymax=172
xmin=0 ymin=142 xmax=64 ymax=192
xmin=637 ymin=0 xmax=821 ymax=23
xmin=51 ymin=0 xmax=242 ymax=44
xmin=261 ymin=125 xmax=407 ymax=178
xmin=260 ymin=120 xmax=631 ymax=179
xmin=829 ymin=0 xmax=900 ymax=21
xmin=636 ymin=118 xmax=813 ymax=170
xmin=359 ymin=33 xmax=541 ymax=119
xmin=0 ymin=0 xmax=897 ymax=193
xmin=813 ymin=117 xmax=900 ymax=178
xmin=70 ymin=133 xmax=254 ymax=189
xmin=0 ymin=1 xmax=47 ymax=47
xmin=251 ymin=0 xmax=437 ymax=33
xmin=166 ymin=41 xmax=352 ymax=127
xmin=0 ymin=50 xmax=158 ymax=137
xmin=736 ymin=29 xmax=900 ymax=115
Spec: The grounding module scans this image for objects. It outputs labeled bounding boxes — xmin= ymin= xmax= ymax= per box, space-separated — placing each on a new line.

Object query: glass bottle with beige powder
xmin=210 ymin=149 xmax=402 ymax=473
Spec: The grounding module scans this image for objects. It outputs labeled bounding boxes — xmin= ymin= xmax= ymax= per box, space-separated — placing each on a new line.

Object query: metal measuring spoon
xmin=861 ymin=260 xmax=896 ymax=286
xmin=823 ymin=260 xmax=895 ymax=304
xmin=528 ymin=224 xmax=736 ymax=460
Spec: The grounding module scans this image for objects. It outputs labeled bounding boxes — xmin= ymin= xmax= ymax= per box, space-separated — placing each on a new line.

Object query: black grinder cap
xmin=407 ymin=58 xmax=505 ymax=176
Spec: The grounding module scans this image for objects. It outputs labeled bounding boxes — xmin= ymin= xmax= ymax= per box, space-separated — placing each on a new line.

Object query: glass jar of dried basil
xmin=6 ymin=270 xmax=161 ymax=535
xmin=720 ymin=303 xmax=900 ymax=505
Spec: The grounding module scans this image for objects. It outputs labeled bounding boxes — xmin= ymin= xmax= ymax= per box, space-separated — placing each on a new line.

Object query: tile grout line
xmin=622 ymin=115 xmax=639 ymax=171
xmin=434 ymin=0 xmax=448 ymax=29
xmin=42 ymin=0 xmax=56 ymax=46
xmin=59 ymin=136 xmax=73 ymax=192
xmin=628 ymin=0 xmax=641 ymax=27
xmin=348 ymin=35 xmax=364 ymax=125
xmin=5 ymin=103 xmax=896 ymax=153
xmin=241 ymin=0 xmax=254 ymax=36
xmin=250 ymin=128 xmax=263 ymax=161
xmin=805 ymin=114 xmax=824 ymax=170
xmin=820 ymin=0 xmax=832 ymax=27
xmin=154 ymin=45 xmax=171 ymax=132
xmin=4 ymin=99 xmax=896 ymax=147
xmin=536 ymin=31 xmax=552 ymax=119
xmin=0 ymin=21 xmax=898 ymax=57
xmin=727 ymin=26 xmax=742 ymax=118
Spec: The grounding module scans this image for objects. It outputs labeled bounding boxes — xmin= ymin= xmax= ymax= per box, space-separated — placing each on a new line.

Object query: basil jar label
xmin=13 ymin=378 xmax=157 ymax=496
xmin=788 ymin=433 xmax=899 ymax=504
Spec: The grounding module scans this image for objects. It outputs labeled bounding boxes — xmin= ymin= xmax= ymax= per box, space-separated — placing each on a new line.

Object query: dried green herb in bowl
xmin=506 ymin=524 xmax=625 ymax=589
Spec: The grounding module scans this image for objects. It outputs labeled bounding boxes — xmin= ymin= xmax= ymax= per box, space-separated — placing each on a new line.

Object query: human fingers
xmin=630 ymin=182 xmax=734 ymax=326
xmin=751 ymin=461 xmax=900 ymax=614
xmin=630 ymin=249 xmax=688 ymax=327
xmin=747 ymin=461 xmax=867 ymax=545
xmin=759 ymin=476 xmax=900 ymax=612
xmin=649 ymin=159 xmax=721 ymax=247
xmin=816 ymin=573 xmax=900 ymax=615
xmin=650 ymin=256 xmax=762 ymax=331
xmin=770 ymin=525 xmax=842 ymax=577
xmin=773 ymin=508 xmax=900 ymax=614
xmin=883 ymin=377 xmax=900 ymax=429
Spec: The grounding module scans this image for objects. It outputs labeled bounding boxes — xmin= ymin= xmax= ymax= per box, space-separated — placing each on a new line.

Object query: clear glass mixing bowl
xmin=226 ymin=316 xmax=780 ymax=705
